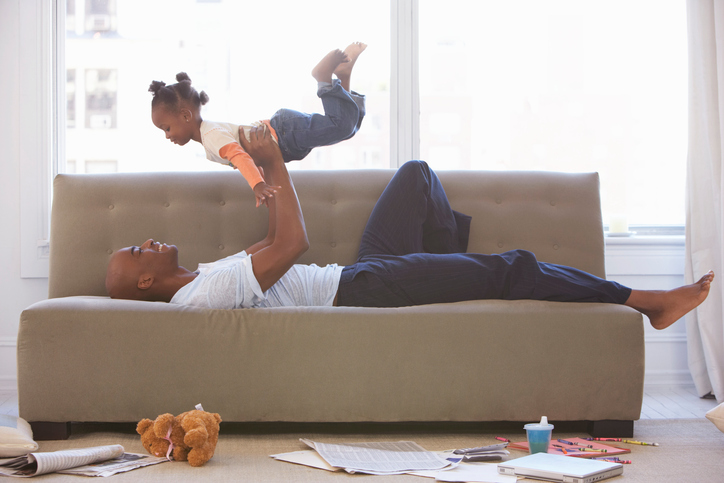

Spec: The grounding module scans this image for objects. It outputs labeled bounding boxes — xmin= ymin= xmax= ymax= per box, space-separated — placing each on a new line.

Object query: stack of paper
xmin=271 ymin=439 xmax=519 ymax=482
xmin=298 ymin=439 xmax=453 ymax=475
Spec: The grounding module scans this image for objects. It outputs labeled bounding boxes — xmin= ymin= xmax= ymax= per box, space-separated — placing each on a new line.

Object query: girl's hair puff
xmin=148 ymin=72 xmax=209 ymax=112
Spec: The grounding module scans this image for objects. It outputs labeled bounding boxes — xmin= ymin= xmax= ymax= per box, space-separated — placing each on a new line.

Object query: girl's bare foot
xmin=625 ymin=271 xmax=715 ymax=330
xmin=312 ymin=49 xmax=349 ymax=84
xmin=334 ymin=42 xmax=367 ymax=91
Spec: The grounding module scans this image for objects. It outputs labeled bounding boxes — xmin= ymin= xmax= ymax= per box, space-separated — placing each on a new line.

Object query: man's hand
xmin=238 ymin=125 xmax=284 ymax=168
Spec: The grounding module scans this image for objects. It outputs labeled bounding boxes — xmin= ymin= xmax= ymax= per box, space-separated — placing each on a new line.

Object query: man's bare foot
xmin=624 ymin=271 xmax=715 ymax=330
xmin=312 ymin=49 xmax=349 ymax=84
xmin=334 ymin=42 xmax=367 ymax=91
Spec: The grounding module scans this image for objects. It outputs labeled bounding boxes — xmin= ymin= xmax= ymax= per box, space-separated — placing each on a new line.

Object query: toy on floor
xmin=137 ymin=404 xmax=222 ymax=467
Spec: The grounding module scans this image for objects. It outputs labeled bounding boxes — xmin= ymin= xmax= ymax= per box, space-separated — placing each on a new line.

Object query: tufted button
xmin=219 ymin=200 xmax=226 ymax=206
xmin=107 ymin=249 xmax=113 ymax=255
xmin=218 ymin=244 xmax=225 ymax=250
xmin=497 ymin=242 xmax=504 ymax=248
xmin=330 ymin=242 xmax=337 ymax=248
xmin=108 ymin=204 xmax=114 ymax=210
xmin=331 ymin=199 xmax=337 ymax=205
xmin=553 ymin=244 xmax=560 ymax=250
xmin=163 ymin=202 xmax=170 ymax=208
xmin=495 ymin=198 xmax=502 ymax=205
xmin=550 ymin=200 xmax=557 ymax=206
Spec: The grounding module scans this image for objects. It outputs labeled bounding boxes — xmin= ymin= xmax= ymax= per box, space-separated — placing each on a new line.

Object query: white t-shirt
xmin=199 ymin=120 xmax=276 ymax=166
xmin=169 ymin=250 xmax=343 ymax=309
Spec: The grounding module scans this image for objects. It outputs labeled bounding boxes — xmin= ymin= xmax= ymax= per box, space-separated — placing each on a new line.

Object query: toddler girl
xmin=149 ymin=43 xmax=366 ymax=206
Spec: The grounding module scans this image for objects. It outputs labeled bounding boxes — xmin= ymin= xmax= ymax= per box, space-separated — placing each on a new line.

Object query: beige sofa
xmin=18 ymin=167 xmax=644 ymax=440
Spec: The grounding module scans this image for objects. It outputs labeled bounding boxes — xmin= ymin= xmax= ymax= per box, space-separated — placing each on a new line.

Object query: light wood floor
xmin=1 ymin=386 xmax=719 ymax=420
xmin=639 ymin=385 xmax=719 ymax=419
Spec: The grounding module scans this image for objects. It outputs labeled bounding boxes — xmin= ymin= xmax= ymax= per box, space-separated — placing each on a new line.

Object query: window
xmin=63 ymin=0 xmax=391 ymax=174
xmin=20 ymin=0 xmax=689 ymax=278
xmin=84 ymin=68 xmax=117 ymax=129
xmin=62 ymin=0 xmax=686 ymax=226
xmin=66 ymin=70 xmax=76 ymax=128
xmin=418 ymin=0 xmax=687 ymax=227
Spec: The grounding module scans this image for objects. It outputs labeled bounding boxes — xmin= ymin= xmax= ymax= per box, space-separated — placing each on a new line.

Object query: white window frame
xmin=19 ymin=0 xmax=63 ymax=279
xmin=391 ymin=0 xmax=420 ymax=166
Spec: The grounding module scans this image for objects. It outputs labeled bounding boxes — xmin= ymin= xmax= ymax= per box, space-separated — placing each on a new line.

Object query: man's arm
xmin=245 ymin=177 xmax=276 ymax=255
xmin=238 ymin=126 xmax=309 ymax=292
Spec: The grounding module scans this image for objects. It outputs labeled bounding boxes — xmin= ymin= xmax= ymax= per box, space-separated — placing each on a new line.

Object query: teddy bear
xmin=137 ymin=408 xmax=222 ymax=467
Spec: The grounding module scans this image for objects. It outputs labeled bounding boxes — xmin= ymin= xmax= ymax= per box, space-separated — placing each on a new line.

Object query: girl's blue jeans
xmin=337 ymin=160 xmax=632 ymax=308
xmin=269 ymin=79 xmax=365 ymax=162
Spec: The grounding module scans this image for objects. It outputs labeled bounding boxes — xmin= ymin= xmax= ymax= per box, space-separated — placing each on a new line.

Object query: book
xmin=508 ymin=437 xmax=630 ymax=458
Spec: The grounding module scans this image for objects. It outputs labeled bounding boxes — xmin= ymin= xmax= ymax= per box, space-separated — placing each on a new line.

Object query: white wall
xmin=0 ymin=0 xmax=694 ymax=393
xmin=0 ymin=0 xmax=51 ymax=391
xmin=606 ymin=237 xmax=692 ymax=387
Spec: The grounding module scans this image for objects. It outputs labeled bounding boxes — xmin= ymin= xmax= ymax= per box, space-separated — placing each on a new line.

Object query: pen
xmin=621 ymin=439 xmax=659 ymax=446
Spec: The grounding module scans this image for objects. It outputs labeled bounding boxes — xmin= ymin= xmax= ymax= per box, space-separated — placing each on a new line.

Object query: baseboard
xmin=0 ymin=375 xmax=17 ymax=392
xmin=644 ymin=370 xmax=695 ymax=388
xmin=0 ymin=337 xmax=17 ymax=392
xmin=645 ymin=333 xmax=687 ymax=344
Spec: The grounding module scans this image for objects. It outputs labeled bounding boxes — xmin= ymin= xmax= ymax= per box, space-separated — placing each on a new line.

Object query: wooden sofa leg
xmin=30 ymin=422 xmax=71 ymax=440
xmin=588 ymin=420 xmax=633 ymax=438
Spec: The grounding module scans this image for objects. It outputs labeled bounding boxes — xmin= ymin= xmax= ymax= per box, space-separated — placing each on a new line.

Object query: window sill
xmin=605 ymin=234 xmax=685 ymax=247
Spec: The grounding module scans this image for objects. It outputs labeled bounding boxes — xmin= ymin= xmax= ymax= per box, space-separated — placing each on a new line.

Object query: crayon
xmin=552 ymin=444 xmax=568 ymax=454
xmin=596 ymin=457 xmax=631 ymax=464
xmin=621 ymin=439 xmax=659 ymax=446
xmin=495 ymin=436 xmax=511 ymax=442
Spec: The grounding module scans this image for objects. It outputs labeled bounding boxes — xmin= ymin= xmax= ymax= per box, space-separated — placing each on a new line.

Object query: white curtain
xmin=686 ymin=0 xmax=724 ymax=403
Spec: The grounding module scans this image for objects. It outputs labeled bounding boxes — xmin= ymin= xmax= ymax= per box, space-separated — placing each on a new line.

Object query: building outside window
xmin=63 ymin=0 xmax=390 ymax=175
xmin=417 ymin=0 xmax=686 ymax=228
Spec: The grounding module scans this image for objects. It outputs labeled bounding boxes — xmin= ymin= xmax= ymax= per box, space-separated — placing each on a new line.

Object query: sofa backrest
xmin=48 ymin=169 xmax=604 ymax=298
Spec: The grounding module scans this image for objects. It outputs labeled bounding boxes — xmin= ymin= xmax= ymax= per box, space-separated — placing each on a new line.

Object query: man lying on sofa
xmin=105 ymin=125 xmax=714 ymax=331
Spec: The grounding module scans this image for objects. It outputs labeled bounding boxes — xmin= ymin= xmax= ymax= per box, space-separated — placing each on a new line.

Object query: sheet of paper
xmin=434 ymin=462 xmax=519 ymax=483
xmin=270 ymin=450 xmax=340 ymax=472
xmin=57 ymin=453 xmax=167 ymax=477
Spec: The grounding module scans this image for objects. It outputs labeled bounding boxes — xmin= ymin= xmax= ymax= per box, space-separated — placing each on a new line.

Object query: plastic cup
xmin=524 ymin=417 xmax=554 ymax=454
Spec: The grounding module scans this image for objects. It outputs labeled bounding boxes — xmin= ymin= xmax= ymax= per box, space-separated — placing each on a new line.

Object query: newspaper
xmin=0 ymin=445 xmax=167 ymax=477
xmin=300 ymin=439 xmax=453 ymax=475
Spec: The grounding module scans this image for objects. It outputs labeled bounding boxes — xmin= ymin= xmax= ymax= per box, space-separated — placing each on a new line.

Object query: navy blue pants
xmin=337 ymin=161 xmax=632 ymax=308
xmin=270 ymin=79 xmax=365 ymax=163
